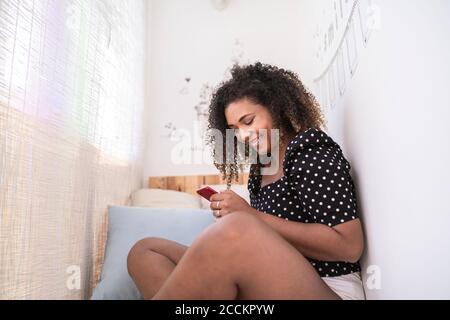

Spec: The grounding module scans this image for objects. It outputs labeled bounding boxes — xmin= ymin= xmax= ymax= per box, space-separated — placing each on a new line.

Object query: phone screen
xmin=196 ymin=186 xmax=218 ymax=201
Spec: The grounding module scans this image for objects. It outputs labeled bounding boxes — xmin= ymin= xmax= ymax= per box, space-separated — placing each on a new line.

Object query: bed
xmin=91 ymin=172 xmax=249 ymax=299
xmin=147 ymin=173 xmax=249 ymax=194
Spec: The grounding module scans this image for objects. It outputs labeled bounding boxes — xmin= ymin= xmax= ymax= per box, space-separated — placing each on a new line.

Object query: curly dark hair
xmin=206 ymin=62 xmax=327 ymax=187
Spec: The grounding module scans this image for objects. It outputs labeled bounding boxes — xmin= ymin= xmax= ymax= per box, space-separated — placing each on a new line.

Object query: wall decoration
xmin=161 ymin=37 xmax=248 ymax=166
xmin=337 ymin=47 xmax=347 ymax=96
xmin=194 ymin=83 xmax=214 ymax=124
xmin=210 ymin=0 xmax=231 ymax=12
xmin=179 ymin=77 xmax=192 ymax=95
xmin=358 ymin=0 xmax=374 ymax=46
xmin=328 ymin=64 xmax=337 ymax=109
xmin=346 ymin=15 xmax=359 ymax=77
xmin=161 ymin=122 xmax=187 ymax=141
xmin=223 ymin=38 xmax=247 ymax=79
xmin=313 ymin=0 xmax=376 ymax=110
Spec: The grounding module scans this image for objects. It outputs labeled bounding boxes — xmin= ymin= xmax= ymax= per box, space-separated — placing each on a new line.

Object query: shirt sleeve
xmin=285 ymin=130 xmax=359 ymax=227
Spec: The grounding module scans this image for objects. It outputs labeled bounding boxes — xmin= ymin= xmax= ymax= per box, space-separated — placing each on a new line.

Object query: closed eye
xmin=244 ymin=117 xmax=254 ymax=126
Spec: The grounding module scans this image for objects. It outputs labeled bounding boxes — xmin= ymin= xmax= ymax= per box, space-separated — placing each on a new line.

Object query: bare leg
xmin=152 ymin=212 xmax=340 ymax=300
xmin=127 ymin=237 xmax=188 ymax=299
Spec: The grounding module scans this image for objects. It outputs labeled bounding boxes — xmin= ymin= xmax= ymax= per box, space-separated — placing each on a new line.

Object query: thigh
xmin=129 ymin=237 xmax=189 ymax=265
xmin=212 ymin=213 xmax=340 ymax=300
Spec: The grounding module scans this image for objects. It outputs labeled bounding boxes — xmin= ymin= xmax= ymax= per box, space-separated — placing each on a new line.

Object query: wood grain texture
xmin=148 ymin=173 xmax=249 ymax=195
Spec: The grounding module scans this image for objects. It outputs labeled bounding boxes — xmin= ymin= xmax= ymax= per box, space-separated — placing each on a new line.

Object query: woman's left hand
xmin=209 ymin=190 xmax=253 ymax=218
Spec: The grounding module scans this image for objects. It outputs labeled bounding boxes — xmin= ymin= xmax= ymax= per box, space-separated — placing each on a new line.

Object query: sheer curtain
xmin=0 ymin=0 xmax=148 ymax=299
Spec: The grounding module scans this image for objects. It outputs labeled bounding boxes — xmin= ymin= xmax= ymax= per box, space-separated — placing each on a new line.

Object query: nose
xmin=236 ymin=128 xmax=252 ymax=144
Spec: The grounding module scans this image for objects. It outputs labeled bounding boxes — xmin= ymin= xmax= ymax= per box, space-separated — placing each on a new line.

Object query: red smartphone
xmin=196 ymin=186 xmax=218 ymax=201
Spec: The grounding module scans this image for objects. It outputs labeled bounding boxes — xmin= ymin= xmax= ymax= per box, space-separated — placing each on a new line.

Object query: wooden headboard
xmin=148 ymin=173 xmax=250 ymax=195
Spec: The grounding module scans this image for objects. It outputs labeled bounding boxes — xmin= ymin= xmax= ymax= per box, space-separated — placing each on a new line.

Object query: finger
xmin=220 ymin=200 xmax=228 ymax=209
xmin=210 ymin=193 xmax=227 ymax=202
xmin=214 ymin=192 xmax=230 ymax=200
xmin=210 ymin=201 xmax=221 ymax=211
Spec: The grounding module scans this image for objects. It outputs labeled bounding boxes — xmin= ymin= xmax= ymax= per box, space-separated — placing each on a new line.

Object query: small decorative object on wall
xmin=210 ymin=0 xmax=231 ymax=12
xmin=314 ymin=0 xmax=378 ymax=110
xmin=231 ymin=39 xmax=245 ymax=65
xmin=358 ymin=0 xmax=375 ymax=46
xmin=221 ymin=38 xmax=249 ymax=81
xmin=162 ymin=37 xmax=248 ymax=165
xmin=195 ymin=37 xmax=248 ymax=132
xmin=194 ymin=83 xmax=214 ymax=125
xmin=179 ymin=77 xmax=191 ymax=95
xmin=336 ymin=47 xmax=347 ymax=96
xmin=161 ymin=122 xmax=186 ymax=141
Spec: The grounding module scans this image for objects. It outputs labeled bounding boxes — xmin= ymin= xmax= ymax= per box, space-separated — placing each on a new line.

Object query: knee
xmin=220 ymin=211 xmax=261 ymax=238
xmin=127 ymin=237 xmax=162 ymax=274
xmin=198 ymin=211 xmax=261 ymax=248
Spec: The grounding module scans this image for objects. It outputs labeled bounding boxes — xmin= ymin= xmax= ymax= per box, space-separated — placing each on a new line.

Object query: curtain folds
xmin=0 ymin=0 xmax=148 ymax=299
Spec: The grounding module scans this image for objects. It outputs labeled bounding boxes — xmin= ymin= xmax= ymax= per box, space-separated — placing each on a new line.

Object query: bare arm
xmin=250 ymin=208 xmax=364 ymax=263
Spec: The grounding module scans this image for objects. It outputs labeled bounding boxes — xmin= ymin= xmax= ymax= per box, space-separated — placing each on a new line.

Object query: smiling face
xmin=225 ymin=98 xmax=276 ymax=155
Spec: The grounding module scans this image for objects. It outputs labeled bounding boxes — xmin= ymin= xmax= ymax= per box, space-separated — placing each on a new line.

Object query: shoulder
xmin=283 ymin=128 xmax=349 ymax=176
xmin=285 ymin=128 xmax=336 ymax=154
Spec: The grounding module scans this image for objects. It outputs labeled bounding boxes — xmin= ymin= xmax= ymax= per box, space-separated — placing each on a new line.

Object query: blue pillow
xmin=91 ymin=206 xmax=215 ymax=300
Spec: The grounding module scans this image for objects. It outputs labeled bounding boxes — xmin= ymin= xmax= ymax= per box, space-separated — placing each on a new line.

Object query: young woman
xmin=127 ymin=62 xmax=366 ymax=300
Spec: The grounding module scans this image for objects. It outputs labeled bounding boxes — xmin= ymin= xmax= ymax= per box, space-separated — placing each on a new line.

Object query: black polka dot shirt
xmin=248 ymin=128 xmax=361 ymax=278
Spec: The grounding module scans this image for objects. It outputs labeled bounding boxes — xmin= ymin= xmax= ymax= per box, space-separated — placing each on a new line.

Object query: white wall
xmin=143 ymin=0 xmax=306 ymax=178
xmin=297 ymin=0 xmax=450 ymax=299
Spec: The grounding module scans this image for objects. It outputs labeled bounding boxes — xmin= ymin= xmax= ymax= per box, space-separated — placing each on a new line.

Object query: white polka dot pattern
xmin=247 ymin=128 xmax=361 ymax=277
